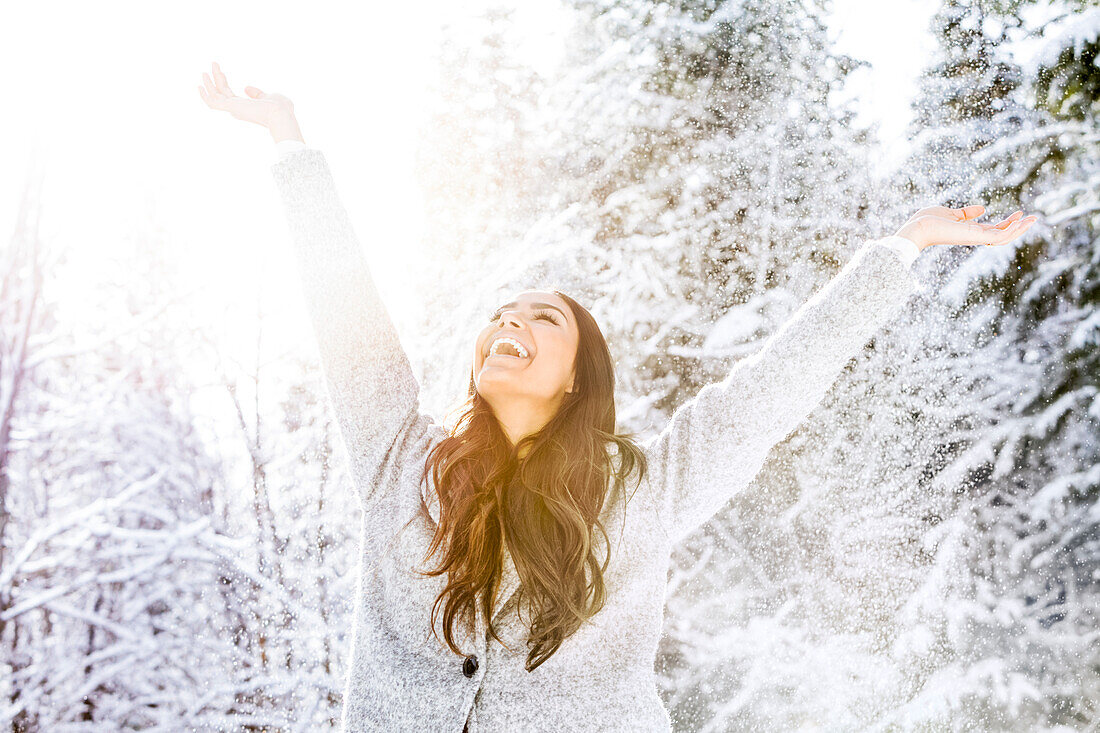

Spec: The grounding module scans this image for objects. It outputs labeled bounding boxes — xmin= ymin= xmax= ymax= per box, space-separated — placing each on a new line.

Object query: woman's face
xmin=474 ymin=290 xmax=580 ymax=408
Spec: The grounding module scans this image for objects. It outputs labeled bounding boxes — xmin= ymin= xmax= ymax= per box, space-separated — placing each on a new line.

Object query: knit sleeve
xmin=270 ymin=147 xmax=426 ymax=510
xmin=875 ymin=234 xmax=921 ymax=268
xmin=640 ymin=237 xmax=920 ymax=545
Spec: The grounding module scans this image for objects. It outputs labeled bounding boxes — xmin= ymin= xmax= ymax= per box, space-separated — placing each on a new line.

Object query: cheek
xmin=543 ymin=334 xmax=575 ymax=367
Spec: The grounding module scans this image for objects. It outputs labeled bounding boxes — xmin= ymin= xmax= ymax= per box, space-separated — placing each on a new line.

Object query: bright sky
xmin=0 ymin=1 xmax=568 ymax=316
xmin=0 ymin=0 xmax=937 ymax=408
xmin=828 ymin=0 xmax=942 ymax=175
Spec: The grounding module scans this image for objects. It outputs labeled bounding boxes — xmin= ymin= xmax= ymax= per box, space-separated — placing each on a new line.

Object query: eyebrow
xmin=494 ymin=301 xmax=569 ymax=322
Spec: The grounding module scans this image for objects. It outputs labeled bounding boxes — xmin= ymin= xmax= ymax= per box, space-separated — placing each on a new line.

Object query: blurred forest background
xmin=1 ymin=0 xmax=1097 ymax=730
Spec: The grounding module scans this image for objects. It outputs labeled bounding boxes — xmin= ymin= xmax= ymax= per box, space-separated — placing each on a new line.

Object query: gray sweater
xmin=269 ymin=146 xmax=921 ymax=732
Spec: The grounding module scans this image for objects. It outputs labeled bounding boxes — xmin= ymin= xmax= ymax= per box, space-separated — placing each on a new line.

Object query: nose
xmin=491 ymin=307 xmax=527 ymax=329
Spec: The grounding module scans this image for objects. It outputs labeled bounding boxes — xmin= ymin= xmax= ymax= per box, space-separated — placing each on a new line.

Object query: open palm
xmin=197 ymin=61 xmax=295 ymax=132
xmin=896 ymin=204 xmax=1038 ymax=250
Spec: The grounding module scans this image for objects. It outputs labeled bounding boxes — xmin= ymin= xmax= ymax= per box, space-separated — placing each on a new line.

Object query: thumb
xmin=244 ymin=86 xmax=264 ymax=98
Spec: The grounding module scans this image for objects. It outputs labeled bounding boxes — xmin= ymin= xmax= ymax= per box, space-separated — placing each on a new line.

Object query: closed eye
xmin=487 ymin=309 xmax=560 ymax=326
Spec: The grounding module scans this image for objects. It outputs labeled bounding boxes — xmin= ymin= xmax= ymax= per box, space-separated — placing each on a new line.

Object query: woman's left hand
xmin=895 ymin=204 xmax=1038 ymax=251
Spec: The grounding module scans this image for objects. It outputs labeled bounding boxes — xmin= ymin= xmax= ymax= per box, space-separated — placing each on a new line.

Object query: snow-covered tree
xmin=0 ymin=171 xmax=68 ymax=732
xmin=0 ymin=190 xmax=243 ymax=728
xmin=882 ymin=0 xmax=1100 ymax=727
xmin=0 ymin=182 xmax=366 ymax=728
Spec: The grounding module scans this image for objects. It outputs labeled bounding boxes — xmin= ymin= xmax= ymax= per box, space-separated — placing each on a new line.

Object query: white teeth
xmin=488 ymin=336 xmax=529 ymax=359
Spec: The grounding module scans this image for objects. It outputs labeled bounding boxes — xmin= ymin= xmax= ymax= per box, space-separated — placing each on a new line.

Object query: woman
xmin=198 ymin=61 xmax=1036 ymax=733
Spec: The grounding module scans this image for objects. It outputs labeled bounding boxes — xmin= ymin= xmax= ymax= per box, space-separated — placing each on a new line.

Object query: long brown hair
xmin=413 ymin=289 xmax=649 ymax=671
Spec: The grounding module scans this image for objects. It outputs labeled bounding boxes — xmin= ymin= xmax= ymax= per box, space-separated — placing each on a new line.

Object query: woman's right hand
xmin=197 ymin=61 xmax=305 ymax=143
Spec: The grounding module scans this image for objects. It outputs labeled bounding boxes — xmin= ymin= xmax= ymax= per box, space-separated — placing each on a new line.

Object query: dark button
xmin=463 ymin=654 xmax=479 ymax=677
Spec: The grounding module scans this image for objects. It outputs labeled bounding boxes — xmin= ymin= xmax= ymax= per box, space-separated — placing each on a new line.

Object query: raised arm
xmin=640 ymin=236 xmax=920 ymax=545
xmin=270 ymin=145 xmax=427 ymax=509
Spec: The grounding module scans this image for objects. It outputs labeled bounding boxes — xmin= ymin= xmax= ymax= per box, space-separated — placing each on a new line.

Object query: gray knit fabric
xmin=269 ymin=147 xmax=920 ymax=732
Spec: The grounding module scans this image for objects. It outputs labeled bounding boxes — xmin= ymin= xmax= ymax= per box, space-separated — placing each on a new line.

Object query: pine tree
xmin=885 ymin=0 xmax=1100 ymax=726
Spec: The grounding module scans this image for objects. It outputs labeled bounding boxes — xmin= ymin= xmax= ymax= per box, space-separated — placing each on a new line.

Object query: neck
xmin=493 ymin=394 xmax=565 ymax=456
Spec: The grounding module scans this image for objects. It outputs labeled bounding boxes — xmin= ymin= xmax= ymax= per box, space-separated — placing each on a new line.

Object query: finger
xmin=1014 ymin=216 xmax=1038 ymax=234
xmin=202 ymin=72 xmax=220 ymax=98
xmin=211 ymin=62 xmax=232 ymax=95
xmin=985 ymin=222 xmax=1021 ymax=245
xmin=957 ymin=204 xmax=985 ymax=220
xmin=947 ymin=214 xmax=1037 ymax=247
xmin=977 ymin=211 xmax=1021 ymax=232
xmin=197 ymin=84 xmax=220 ymax=109
xmin=981 ymin=220 xmax=1011 ymax=243
xmin=997 ymin=218 xmax=1027 ymax=239
xmin=1003 ymin=213 xmax=1037 ymax=233
xmin=996 ymin=216 xmax=1035 ymax=242
xmin=994 ymin=210 xmax=1023 ymax=229
xmin=955 ymin=220 xmax=1016 ymax=245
